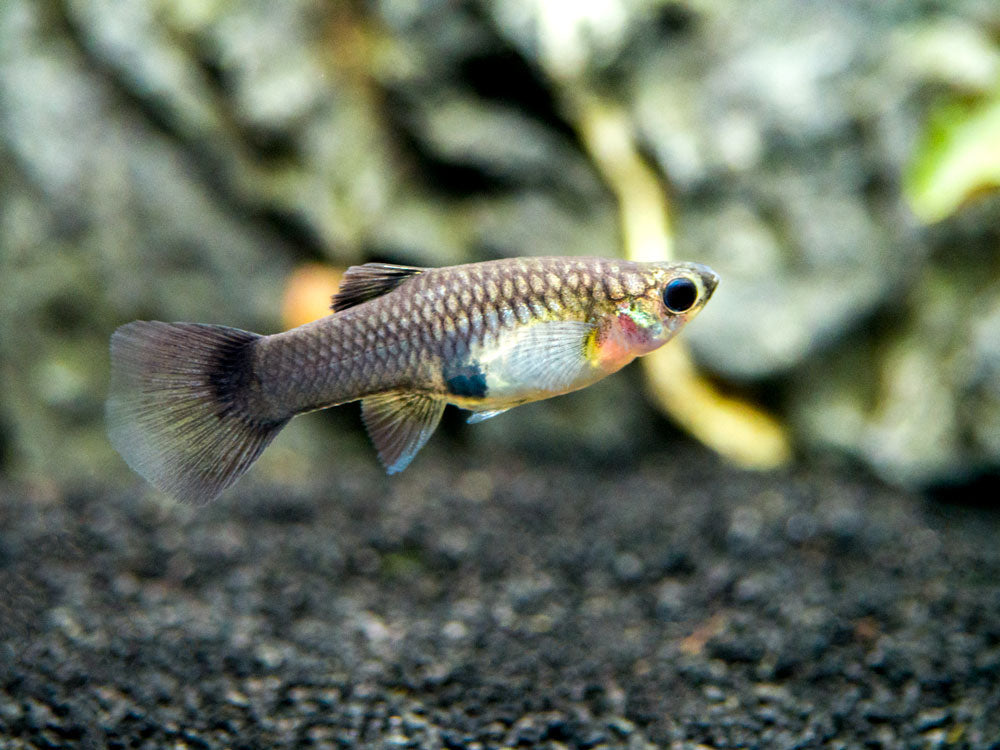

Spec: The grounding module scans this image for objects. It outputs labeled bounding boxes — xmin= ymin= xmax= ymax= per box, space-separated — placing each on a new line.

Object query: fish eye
xmin=662 ymin=277 xmax=698 ymax=313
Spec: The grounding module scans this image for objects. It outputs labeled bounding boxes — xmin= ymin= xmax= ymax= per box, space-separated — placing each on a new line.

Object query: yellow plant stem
xmin=573 ymin=93 xmax=791 ymax=469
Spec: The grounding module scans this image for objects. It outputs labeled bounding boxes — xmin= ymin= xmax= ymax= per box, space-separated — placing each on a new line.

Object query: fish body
xmin=108 ymin=256 xmax=718 ymax=503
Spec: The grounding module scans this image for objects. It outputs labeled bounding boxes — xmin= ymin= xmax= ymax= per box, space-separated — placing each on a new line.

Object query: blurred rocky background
xmin=3 ymin=0 xmax=1000 ymax=491
xmin=4 ymin=2 xmax=1000 ymax=748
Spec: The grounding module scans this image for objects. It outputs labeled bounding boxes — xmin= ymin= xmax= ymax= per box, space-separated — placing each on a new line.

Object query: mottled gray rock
xmin=790 ymin=217 xmax=1000 ymax=486
xmin=2 ymin=0 xmax=1000 ymax=487
xmin=484 ymin=0 xmax=1000 ymax=484
xmin=0 ymin=0 xmax=293 ymax=485
xmin=625 ymin=4 xmax=924 ymax=378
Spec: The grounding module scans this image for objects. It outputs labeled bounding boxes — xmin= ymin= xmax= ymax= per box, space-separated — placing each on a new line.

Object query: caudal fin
xmin=107 ymin=321 xmax=288 ymax=504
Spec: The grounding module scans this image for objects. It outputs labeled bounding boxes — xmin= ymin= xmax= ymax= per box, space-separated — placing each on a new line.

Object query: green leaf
xmin=905 ymin=92 xmax=1000 ymax=223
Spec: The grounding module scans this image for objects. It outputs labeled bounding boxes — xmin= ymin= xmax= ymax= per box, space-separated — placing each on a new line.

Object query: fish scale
xmin=274 ymin=262 xmax=576 ymax=394
xmin=253 ymin=257 xmax=670 ymax=416
xmin=106 ymin=255 xmax=718 ymax=502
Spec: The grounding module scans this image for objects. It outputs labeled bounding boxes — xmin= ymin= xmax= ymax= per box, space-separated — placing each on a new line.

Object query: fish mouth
xmin=697 ymin=264 xmax=720 ymax=299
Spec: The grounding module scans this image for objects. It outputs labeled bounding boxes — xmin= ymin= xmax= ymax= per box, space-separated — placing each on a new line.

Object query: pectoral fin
xmin=361 ymin=391 xmax=445 ymax=474
xmin=499 ymin=320 xmax=597 ymax=393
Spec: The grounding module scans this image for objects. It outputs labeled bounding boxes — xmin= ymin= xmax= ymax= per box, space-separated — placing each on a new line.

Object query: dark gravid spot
xmin=443 ymin=360 xmax=488 ymax=399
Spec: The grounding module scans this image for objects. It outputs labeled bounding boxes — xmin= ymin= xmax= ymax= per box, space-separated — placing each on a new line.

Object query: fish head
xmin=591 ymin=261 xmax=719 ymax=371
xmin=648 ymin=260 xmax=719 ymax=341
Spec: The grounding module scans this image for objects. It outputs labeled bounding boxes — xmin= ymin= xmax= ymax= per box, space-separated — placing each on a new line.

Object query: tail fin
xmin=107 ymin=321 xmax=289 ymax=504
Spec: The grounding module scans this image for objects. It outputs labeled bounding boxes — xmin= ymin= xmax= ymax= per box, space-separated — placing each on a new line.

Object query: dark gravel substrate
xmin=2 ymin=446 xmax=999 ymax=749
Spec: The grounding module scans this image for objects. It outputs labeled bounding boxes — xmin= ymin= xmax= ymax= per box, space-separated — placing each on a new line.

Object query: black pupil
xmin=663 ymin=278 xmax=698 ymax=313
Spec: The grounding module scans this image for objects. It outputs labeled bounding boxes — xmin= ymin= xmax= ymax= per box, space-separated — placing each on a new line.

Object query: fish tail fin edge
xmin=107 ymin=321 xmax=288 ymax=504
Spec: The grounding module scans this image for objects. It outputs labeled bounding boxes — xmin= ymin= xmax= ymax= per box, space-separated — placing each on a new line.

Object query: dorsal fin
xmin=331 ymin=263 xmax=426 ymax=312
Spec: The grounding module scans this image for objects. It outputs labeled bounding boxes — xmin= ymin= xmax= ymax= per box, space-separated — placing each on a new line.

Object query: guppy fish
xmin=107 ymin=256 xmax=718 ymax=503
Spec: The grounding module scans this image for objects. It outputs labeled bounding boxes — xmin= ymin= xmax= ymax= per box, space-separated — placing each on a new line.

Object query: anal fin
xmin=361 ymin=391 xmax=445 ymax=474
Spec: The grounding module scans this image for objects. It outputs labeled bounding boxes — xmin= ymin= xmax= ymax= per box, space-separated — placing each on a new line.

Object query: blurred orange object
xmin=281 ymin=264 xmax=344 ymax=329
